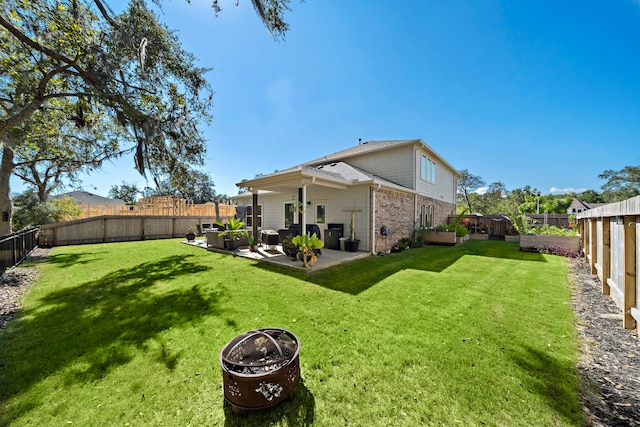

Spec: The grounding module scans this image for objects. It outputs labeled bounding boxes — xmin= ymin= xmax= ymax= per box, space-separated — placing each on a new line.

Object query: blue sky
xmin=14 ymin=0 xmax=640 ymax=197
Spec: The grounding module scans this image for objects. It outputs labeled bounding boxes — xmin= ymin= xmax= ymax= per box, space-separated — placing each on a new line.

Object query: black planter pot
xmin=186 ymin=232 xmax=196 ymax=241
xmin=285 ymin=247 xmax=299 ymax=260
xmin=345 ymin=239 xmax=360 ymax=252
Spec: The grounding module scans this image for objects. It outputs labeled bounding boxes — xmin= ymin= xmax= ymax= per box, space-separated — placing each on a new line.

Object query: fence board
xmin=609 ymin=218 xmax=625 ymax=309
xmin=38 ymin=216 xmax=225 ymax=247
xmin=577 ymin=196 xmax=640 ymax=332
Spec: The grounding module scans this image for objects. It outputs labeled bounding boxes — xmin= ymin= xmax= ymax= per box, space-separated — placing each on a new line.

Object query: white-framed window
xmin=315 ymin=203 xmax=326 ymax=224
xmin=421 ymin=155 xmax=436 ymax=183
xmin=420 ymin=205 xmax=434 ymax=228
xmin=246 ymin=204 xmax=262 ymax=227
xmin=284 ymin=202 xmax=295 ymax=227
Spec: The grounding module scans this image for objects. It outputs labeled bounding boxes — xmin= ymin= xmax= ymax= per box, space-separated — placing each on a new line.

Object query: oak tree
xmin=0 ymin=0 xmax=293 ymax=234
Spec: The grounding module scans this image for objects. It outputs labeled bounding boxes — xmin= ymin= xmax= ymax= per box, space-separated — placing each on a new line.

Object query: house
xmin=233 ymin=139 xmax=460 ymax=254
xmin=50 ymin=190 xmax=126 ymax=206
xmin=567 ymin=198 xmax=607 ymax=214
xmin=50 ymin=191 xmax=126 ymax=219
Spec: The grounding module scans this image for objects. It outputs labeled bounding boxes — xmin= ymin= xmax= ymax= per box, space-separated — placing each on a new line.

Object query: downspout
xmin=300 ymin=177 xmax=316 ymax=235
xmin=371 ymin=184 xmax=381 ymax=255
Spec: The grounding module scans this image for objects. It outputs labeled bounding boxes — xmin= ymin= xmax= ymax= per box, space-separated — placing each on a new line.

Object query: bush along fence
xmin=577 ymin=195 xmax=640 ymax=333
xmin=0 ymin=227 xmax=38 ymax=273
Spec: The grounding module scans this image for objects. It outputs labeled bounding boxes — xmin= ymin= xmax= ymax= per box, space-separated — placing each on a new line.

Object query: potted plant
xmin=185 ymin=226 xmax=196 ymax=242
xmin=248 ymin=235 xmax=257 ymax=252
xmin=214 ymin=217 xmax=248 ymax=250
xmin=346 ymin=208 xmax=360 ymax=252
xmin=291 ymin=232 xmax=325 ymax=268
xmin=281 ymin=234 xmax=298 ymax=259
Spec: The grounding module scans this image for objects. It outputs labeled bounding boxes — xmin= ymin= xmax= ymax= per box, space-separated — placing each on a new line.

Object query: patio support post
xmin=302 ymin=185 xmax=308 ymax=235
xmin=252 ymin=192 xmax=258 ymax=242
xmin=298 ymin=187 xmax=303 ymax=233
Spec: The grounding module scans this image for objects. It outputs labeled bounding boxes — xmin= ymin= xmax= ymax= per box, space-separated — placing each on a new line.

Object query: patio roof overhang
xmin=237 ymin=167 xmax=352 ymax=194
xmin=235 ymin=163 xmax=414 ymax=196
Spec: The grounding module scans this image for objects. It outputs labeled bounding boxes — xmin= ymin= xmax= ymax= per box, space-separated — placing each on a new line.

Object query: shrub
xmin=455 ymin=225 xmax=469 ymax=237
xmin=529 ymin=225 xmax=578 ymax=237
xmin=411 ymin=223 xmax=430 ymax=246
xmin=434 ymin=224 xmax=451 ymax=232
xmin=521 ymin=244 xmax=580 ymax=258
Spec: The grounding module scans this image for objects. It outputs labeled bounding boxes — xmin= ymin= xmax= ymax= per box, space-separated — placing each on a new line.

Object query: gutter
xmin=371 ymin=183 xmax=382 ymax=255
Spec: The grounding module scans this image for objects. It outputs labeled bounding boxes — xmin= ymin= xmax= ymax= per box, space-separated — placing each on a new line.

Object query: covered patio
xmin=236 ymin=163 xmax=361 ymax=252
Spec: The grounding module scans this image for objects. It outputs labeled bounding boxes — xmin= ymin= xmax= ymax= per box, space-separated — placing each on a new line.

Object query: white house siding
xmin=308 ymin=186 xmax=370 ymax=249
xmin=346 ymin=145 xmax=415 ymax=189
xmin=415 ymin=149 xmax=457 ymax=205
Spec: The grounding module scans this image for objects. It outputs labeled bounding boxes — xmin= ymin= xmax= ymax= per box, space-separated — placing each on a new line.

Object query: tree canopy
xmin=0 ymin=0 xmax=294 ymax=235
xmin=12 ymin=188 xmax=81 ymax=230
xmin=456 ymin=169 xmax=485 ymax=214
xmin=108 ymin=181 xmax=141 ymax=205
xmin=599 ymin=165 xmax=640 ymax=202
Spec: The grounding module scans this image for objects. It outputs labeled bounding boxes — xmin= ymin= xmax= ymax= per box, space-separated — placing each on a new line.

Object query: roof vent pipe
xmin=359 ymin=138 xmax=362 ymax=145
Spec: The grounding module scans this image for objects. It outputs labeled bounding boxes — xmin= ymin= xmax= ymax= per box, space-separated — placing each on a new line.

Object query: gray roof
xmin=51 ymin=191 xmax=126 ymax=205
xmin=304 ymin=139 xmax=459 ymax=174
xmin=235 ymin=138 xmax=457 ymax=194
xmin=234 ymin=160 xmax=408 ymax=198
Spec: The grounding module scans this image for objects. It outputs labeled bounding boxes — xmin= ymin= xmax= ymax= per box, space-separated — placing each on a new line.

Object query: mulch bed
xmin=570 ymin=257 xmax=640 ymax=426
xmin=0 ymin=249 xmax=638 ymax=425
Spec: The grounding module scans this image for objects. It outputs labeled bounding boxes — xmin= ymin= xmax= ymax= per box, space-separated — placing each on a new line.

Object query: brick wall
xmin=417 ymin=194 xmax=455 ymax=228
xmin=374 ymin=189 xmax=414 ymax=253
xmin=374 ymin=189 xmax=455 ymax=253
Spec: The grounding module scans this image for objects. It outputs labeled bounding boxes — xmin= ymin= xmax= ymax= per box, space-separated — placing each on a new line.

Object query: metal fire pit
xmin=220 ymin=328 xmax=300 ymax=411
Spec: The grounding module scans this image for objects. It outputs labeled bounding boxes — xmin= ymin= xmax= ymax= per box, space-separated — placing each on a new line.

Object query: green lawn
xmin=0 ymin=239 xmax=582 ymax=426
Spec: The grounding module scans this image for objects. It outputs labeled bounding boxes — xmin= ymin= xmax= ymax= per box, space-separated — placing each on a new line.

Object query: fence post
xmin=623 ymin=216 xmax=637 ymax=329
xmin=601 ymin=218 xmax=611 ymax=295
xmin=589 ymin=219 xmax=597 ymax=275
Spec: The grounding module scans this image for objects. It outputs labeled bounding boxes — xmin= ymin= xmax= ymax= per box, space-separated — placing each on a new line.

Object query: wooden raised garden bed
xmin=427 ymin=231 xmax=457 ymax=245
xmin=519 ymin=235 xmax=580 ymax=252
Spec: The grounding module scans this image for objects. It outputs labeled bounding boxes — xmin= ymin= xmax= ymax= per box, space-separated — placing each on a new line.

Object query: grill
xmin=260 ymin=230 xmax=280 ymax=250
xmin=220 ymin=328 xmax=300 ymax=411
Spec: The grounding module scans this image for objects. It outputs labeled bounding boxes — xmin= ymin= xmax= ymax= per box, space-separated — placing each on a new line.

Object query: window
xmin=246 ymin=204 xmax=262 ymax=227
xmin=421 ymin=155 xmax=436 ymax=183
xmin=420 ymin=205 xmax=434 ymax=228
xmin=284 ymin=202 xmax=295 ymax=228
xmin=315 ymin=204 xmax=326 ymax=224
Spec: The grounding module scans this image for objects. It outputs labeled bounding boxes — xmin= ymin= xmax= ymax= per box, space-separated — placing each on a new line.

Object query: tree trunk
xmin=0 ymin=144 xmax=15 ymax=235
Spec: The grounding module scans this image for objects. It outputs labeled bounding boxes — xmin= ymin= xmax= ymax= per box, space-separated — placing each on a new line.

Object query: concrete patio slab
xmin=183 ymin=238 xmax=369 ymax=271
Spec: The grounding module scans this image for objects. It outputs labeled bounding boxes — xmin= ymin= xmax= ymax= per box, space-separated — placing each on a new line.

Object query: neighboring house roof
xmin=568 ymin=198 xmax=607 ymax=213
xmin=51 ymin=191 xmax=126 ymax=205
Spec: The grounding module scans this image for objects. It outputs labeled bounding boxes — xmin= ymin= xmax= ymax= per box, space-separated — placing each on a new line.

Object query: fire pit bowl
xmin=220 ymin=328 xmax=300 ymax=411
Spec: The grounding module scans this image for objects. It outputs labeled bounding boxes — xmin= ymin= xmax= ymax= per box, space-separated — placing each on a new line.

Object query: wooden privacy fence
xmin=38 ymin=216 xmax=223 ymax=247
xmin=577 ymin=195 xmax=640 ymax=332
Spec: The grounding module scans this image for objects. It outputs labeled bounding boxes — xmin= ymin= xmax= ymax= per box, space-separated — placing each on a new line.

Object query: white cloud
xmin=549 ymin=187 xmax=586 ymax=195
xmin=475 ymin=187 xmax=488 ymax=195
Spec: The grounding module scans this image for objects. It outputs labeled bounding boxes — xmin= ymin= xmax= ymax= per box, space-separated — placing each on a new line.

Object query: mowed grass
xmin=0 ymin=239 xmax=582 ymax=426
